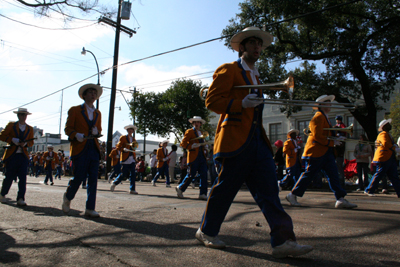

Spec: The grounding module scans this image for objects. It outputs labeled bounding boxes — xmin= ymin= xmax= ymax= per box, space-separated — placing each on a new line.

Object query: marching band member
xmin=43 ymin=145 xmax=59 ymax=185
xmin=197 ymin=27 xmax=312 ymax=258
xmin=279 ymin=129 xmax=301 ymax=190
xmin=0 ymin=108 xmax=34 ymax=206
xmin=286 ymin=95 xmax=357 ymax=209
xmin=62 ymin=83 xmax=102 ymax=217
xmin=55 ymin=150 xmax=64 ymax=180
xmin=108 ymin=147 xmax=121 ymax=183
xmin=151 ymin=140 xmax=171 ymax=187
xmin=365 ymin=119 xmax=400 ymax=197
xmin=176 ymin=116 xmax=208 ymax=200
xmin=110 ymin=125 xmax=138 ymax=194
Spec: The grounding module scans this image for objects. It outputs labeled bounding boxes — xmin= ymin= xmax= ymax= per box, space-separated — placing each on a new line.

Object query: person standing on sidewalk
xmin=286 ymin=95 xmax=357 ymax=209
xmin=168 ymin=145 xmax=178 ymax=183
xmin=0 ymin=108 xmax=34 ymax=206
xmin=62 ymin=83 xmax=102 ymax=218
xmin=110 ymin=125 xmax=138 ymax=194
xmin=196 ymin=27 xmax=312 ymax=258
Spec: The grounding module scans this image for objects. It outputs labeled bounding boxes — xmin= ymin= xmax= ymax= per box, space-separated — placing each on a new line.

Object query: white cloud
xmin=120 ymin=62 xmax=212 ymax=93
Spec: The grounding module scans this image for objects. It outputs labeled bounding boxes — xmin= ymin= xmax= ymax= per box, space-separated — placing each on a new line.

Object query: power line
xmin=0 ymin=14 xmax=98 ymax=30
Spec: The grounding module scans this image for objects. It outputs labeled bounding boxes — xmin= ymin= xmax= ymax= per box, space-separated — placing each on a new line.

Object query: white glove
xmin=192 ymin=143 xmax=201 ymax=149
xmin=334 ymin=140 xmax=342 ymax=146
xmin=12 ymin=138 xmax=20 ymax=145
xmin=242 ymin=94 xmax=263 ymax=108
xmin=92 ymin=126 xmax=98 ymax=135
xmin=294 ymin=148 xmax=298 ymax=153
xmin=75 ymin=133 xmax=85 ymax=142
xmin=395 ymin=147 xmax=400 ymax=154
xmin=337 ymin=136 xmax=346 ymax=141
xmin=162 ymin=158 xmax=168 ymax=162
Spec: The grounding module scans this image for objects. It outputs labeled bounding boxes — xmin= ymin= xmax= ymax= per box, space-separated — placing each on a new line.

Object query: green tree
xmin=222 ymin=0 xmax=400 ymax=141
xmin=131 ymin=79 xmax=213 ymax=143
xmin=390 ymin=92 xmax=400 ymax=140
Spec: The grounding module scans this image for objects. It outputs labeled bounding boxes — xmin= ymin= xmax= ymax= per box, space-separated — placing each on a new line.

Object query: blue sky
xmin=0 ymin=0 xmax=248 ymax=142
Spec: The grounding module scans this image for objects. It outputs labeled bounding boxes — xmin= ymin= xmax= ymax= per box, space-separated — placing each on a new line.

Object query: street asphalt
xmin=0 ymin=174 xmax=399 ymax=267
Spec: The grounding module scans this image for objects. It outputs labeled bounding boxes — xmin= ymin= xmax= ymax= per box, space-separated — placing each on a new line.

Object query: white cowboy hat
xmin=47 ymin=145 xmax=54 ymax=149
xmin=378 ymin=119 xmax=392 ymax=131
xmin=124 ymin=124 xmax=137 ymax=131
xmin=288 ymin=129 xmax=299 ymax=136
xmin=313 ymin=95 xmax=335 ymax=110
xmin=78 ymin=83 xmax=103 ymax=100
xmin=13 ymin=108 xmax=32 ymax=115
xmin=230 ymin=27 xmax=274 ymax=52
xmin=315 ymin=95 xmax=335 ymax=103
xmin=188 ymin=116 xmax=206 ymax=124
xmin=161 ymin=140 xmax=169 ymax=144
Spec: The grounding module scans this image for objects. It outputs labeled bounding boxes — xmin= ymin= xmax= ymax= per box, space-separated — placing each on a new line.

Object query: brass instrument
xmin=128 ymin=140 xmax=139 ymax=149
xmin=199 ymin=76 xmax=294 ymax=101
xmin=84 ymin=134 xmax=103 ymax=140
xmin=249 ymin=97 xmax=364 ymax=110
xmin=191 ymin=131 xmax=209 ymax=141
xmin=198 ymin=140 xmax=214 ymax=146
xmin=303 ymin=128 xmax=381 ymax=146
xmin=123 ymin=148 xmax=136 ymax=153
xmin=303 ymin=124 xmax=353 ymax=136
xmin=199 ymin=75 xmax=364 ymax=110
xmin=3 ymin=137 xmax=37 ymax=149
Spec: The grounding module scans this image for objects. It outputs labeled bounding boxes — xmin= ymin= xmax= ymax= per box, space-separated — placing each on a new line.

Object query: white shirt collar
xmin=240 ymin=58 xmax=260 ymax=77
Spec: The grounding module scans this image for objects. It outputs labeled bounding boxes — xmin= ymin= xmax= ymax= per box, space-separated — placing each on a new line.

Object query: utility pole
xmin=104 ymin=0 xmax=136 ymax=177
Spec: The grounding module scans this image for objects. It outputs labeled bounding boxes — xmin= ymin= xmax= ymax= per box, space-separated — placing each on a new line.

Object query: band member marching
xmin=0 ymin=108 xmax=34 ymax=206
xmin=279 ymin=129 xmax=301 ymax=190
xmin=365 ymin=119 xmax=400 ymax=197
xmin=43 ymin=145 xmax=59 ymax=185
xmin=176 ymin=116 xmax=209 ymax=200
xmin=197 ymin=27 xmax=312 ymax=258
xmin=55 ymin=150 xmax=65 ymax=180
xmin=286 ymin=95 xmax=357 ymax=209
xmin=151 ymin=140 xmax=171 ymax=187
xmin=108 ymin=147 xmax=121 ymax=183
xmin=62 ymin=83 xmax=102 ymax=217
xmin=110 ymin=125 xmax=138 ymax=194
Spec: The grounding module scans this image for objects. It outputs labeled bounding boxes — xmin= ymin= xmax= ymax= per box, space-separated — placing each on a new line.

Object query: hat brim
xmin=161 ymin=140 xmax=169 ymax=144
xmin=124 ymin=126 xmax=137 ymax=131
xmin=13 ymin=111 xmax=32 ymax=115
xmin=78 ymin=84 xmax=103 ymax=100
xmin=288 ymin=129 xmax=299 ymax=136
xmin=230 ymin=29 xmax=274 ymax=52
xmin=189 ymin=118 xmax=206 ymax=124
xmin=378 ymin=119 xmax=392 ymax=131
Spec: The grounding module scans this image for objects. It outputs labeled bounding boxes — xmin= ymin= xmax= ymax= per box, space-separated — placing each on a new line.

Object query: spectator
xmin=274 ymin=140 xmax=284 ymax=181
xmin=353 ymin=134 xmax=372 ymax=191
xmin=168 ymin=145 xmax=178 ymax=183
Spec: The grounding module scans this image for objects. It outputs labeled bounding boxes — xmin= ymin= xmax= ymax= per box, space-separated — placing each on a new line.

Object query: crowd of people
xmin=1 ymin=27 xmax=400 ymax=259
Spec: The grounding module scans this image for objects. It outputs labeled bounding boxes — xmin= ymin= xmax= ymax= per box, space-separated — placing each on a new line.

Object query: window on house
xmin=269 ymin=123 xmax=282 ymax=144
xmin=297 ymin=120 xmax=310 ymax=144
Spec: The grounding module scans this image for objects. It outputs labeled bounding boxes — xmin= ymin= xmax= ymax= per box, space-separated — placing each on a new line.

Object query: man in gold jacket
xmin=110 ymin=125 xmax=138 ymax=194
xmin=43 ymin=145 xmax=59 ymax=185
xmin=176 ymin=116 xmax=208 ymax=200
xmin=151 ymin=140 xmax=171 ymax=187
xmin=279 ymin=129 xmax=301 ymax=190
xmin=0 ymin=108 xmax=34 ymax=206
xmin=365 ymin=119 xmax=400 ymax=197
xmin=196 ymin=27 xmax=312 ymax=259
xmin=62 ymin=83 xmax=102 ymax=217
xmin=286 ymin=95 xmax=357 ymax=209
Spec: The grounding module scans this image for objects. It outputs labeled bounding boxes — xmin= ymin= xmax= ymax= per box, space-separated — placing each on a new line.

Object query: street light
xmin=81 ymin=47 xmax=100 ymax=109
